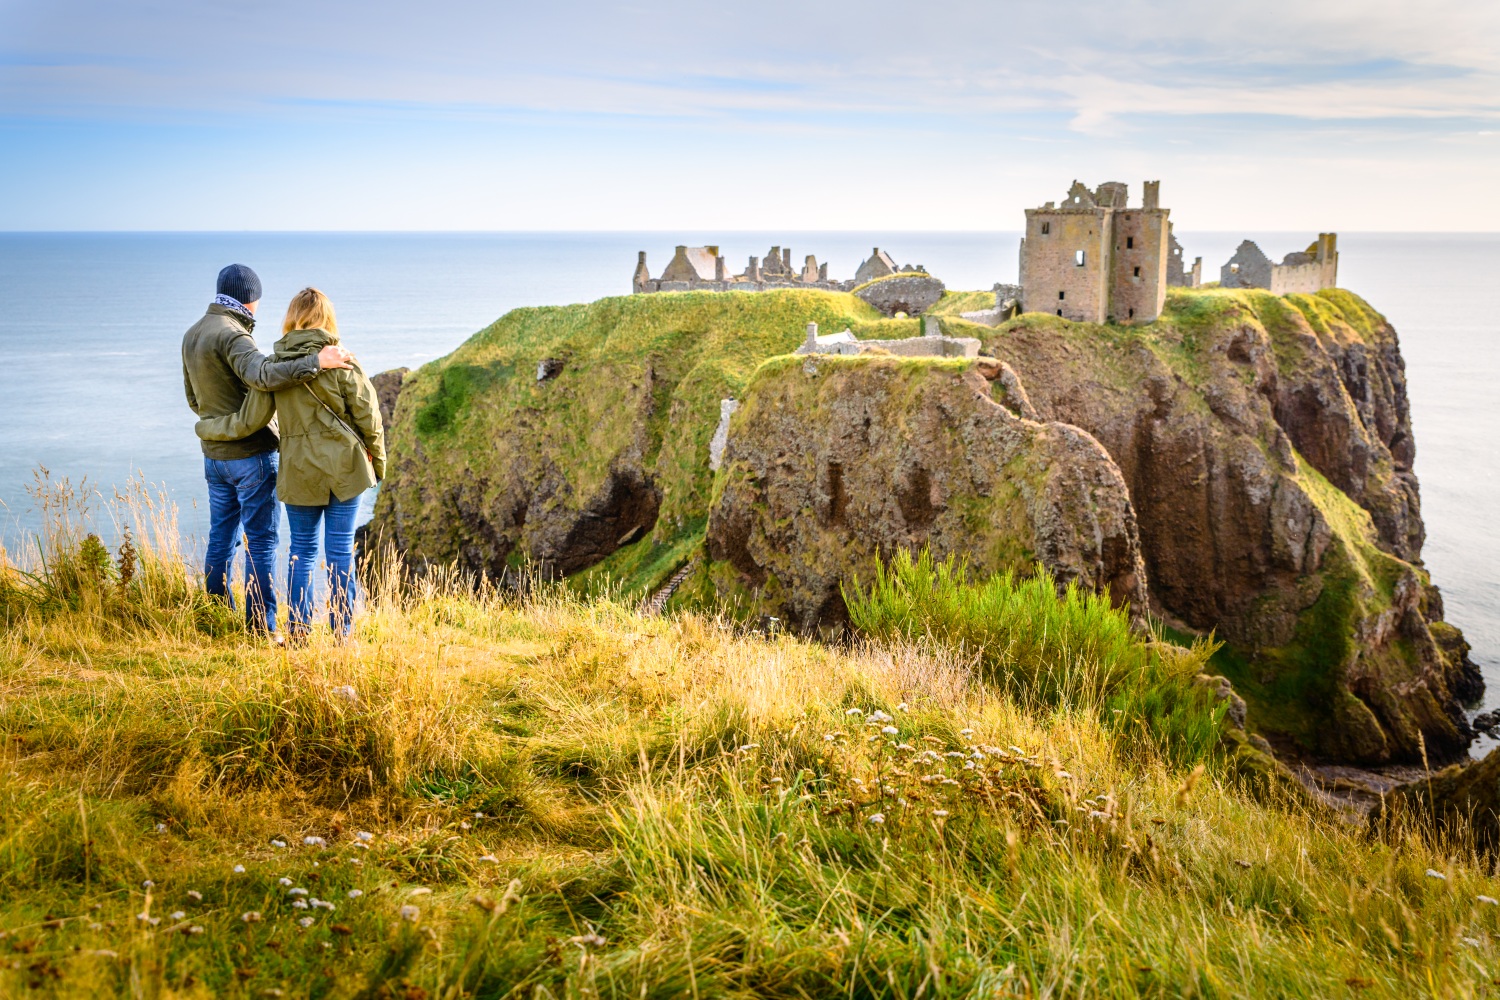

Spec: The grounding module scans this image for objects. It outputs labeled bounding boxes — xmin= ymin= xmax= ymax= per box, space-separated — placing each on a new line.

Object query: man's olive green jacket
xmin=195 ymin=328 xmax=386 ymax=506
xmin=181 ymin=303 xmax=321 ymax=460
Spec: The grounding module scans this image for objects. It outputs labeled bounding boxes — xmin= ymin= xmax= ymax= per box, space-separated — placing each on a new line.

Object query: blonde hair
xmin=282 ymin=287 xmax=339 ymax=336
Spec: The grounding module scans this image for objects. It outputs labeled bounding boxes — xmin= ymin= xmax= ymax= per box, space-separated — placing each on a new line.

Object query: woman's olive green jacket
xmin=196 ymin=328 xmax=386 ymax=506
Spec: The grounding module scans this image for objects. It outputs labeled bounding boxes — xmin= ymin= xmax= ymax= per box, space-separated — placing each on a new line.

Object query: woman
xmin=196 ymin=287 xmax=385 ymax=643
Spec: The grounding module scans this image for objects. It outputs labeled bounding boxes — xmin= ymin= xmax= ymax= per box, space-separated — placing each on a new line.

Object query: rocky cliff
xmin=704 ymin=356 xmax=1146 ymax=631
xmin=369 ymin=286 xmax=1478 ymax=766
xmin=927 ymin=288 xmax=1479 ymax=764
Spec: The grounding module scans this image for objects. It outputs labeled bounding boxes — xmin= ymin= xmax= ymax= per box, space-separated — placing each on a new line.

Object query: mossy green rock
xmin=704 ymin=356 xmax=1146 ymax=630
xmin=370 ymin=290 xmax=911 ymax=588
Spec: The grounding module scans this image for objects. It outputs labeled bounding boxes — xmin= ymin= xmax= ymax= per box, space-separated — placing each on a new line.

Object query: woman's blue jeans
xmin=284 ymin=493 xmax=363 ymax=637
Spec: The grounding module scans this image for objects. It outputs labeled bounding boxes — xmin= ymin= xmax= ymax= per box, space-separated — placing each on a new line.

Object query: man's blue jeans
xmin=204 ymin=452 xmax=280 ymax=634
xmin=285 ymin=493 xmax=363 ymax=638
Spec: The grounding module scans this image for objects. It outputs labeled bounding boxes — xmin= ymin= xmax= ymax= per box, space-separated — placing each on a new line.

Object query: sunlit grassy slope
xmin=2 ymin=485 xmax=1499 ymax=998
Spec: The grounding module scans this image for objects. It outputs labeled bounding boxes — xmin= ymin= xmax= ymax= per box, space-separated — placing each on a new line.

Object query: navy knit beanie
xmin=216 ymin=264 xmax=262 ymax=304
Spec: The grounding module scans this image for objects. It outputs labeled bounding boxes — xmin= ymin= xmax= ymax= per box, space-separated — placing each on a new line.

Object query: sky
xmin=1 ymin=0 xmax=1498 ymax=231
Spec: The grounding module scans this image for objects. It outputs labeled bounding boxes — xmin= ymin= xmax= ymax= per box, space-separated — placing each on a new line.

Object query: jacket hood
xmin=274 ymin=327 xmax=339 ymax=359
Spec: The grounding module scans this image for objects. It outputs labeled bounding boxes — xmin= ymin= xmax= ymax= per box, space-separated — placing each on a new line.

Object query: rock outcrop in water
xmin=368 ymin=286 xmax=1478 ymax=766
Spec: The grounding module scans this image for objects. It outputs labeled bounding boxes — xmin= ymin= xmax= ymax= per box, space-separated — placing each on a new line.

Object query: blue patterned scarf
xmin=213 ymin=293 xmax=255 ymax=323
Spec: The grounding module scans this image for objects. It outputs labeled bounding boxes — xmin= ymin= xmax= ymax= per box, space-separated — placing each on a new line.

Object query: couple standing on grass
xmin=181 ymin=264 xmax=386 ymax=645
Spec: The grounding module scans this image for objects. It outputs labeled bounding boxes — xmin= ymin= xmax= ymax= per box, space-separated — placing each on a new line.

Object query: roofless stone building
xmin=1018 ymin=180 xmax=1171 ymax=325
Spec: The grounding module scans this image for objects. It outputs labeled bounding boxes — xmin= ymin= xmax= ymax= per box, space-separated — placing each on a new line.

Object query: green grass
xmin=2 ymin=484 xmax=1499 ymax=997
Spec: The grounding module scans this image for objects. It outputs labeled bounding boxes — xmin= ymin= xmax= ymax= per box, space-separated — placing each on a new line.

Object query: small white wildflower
xmin=1463 ymin=936 xmax=1482 ymax=948
xmin=185 ymin=926 xmax=204 ymax=936
xmin=304 ymin=836 xmax=326 ymax=847
xmin=866 ymin=813 xmax=885 ymax=825
xmin=312 ymin=899 xmax=335 ymax=911
xmin=408 ymin=887 xmax=432 ymax=897
xmin=1010 ymin=746 xmax=1025 ymax=755
xmin=870 ymin=710 xmax=892 ymax=723
xmin=186 ymin=890 xmax=202 ymax=902
xmin=738 ymin=743 xmax=758 ymax=752
xmin=1478 ymin=895 xmax=1499 ymax=906
xmin=845 ymin=708 xmax=863 ymax=717
xmin=330 ymin=684 xmax=358 ymax=703
xmin=170 ymin=911 xmax=185 ymax=920
xmin=142 ymin=879 xmax=155 ymax=888
xmin=288 ymin=887 xmax=309 ymax=897
xmin=478 ymin=854 xmax=499 ymax=863
xmin=896 ymin=703 xmax=909 ymax=712
xmin=1427 ymin=869 xmax=1447 ymax=881
xmin=1055 ymin=770 xmax=1072 ymax=779
xmin=292 ymin=900 xmax=309 ymax=909
xmin=964 ymin=761 xmax=975 ymax=770
xmin=932 ymin=809 xmax=950 ymax=818
xmin=356 ymin=830 xmax=374 ymax=842
xmin=321 ymin=941 xmax=331 ymax=950
xmin=347 ymin=889 xmax=363 ymax=899
xmin=896 ymin=743 xmax=915 ymax=751
xmin=823 ymin=734 xmax=836 ymax=742
xmin=399 ymin=904 xmax=420 ymax=922
xmin=154 ymin=823 xmax=166 ymax=833
xmin=352 ymin=842 xmax=370 ymax=850
xmin=350 ymin=857 xmax=363 ymax=865
xmin=474 ymin=812 xmax=484 ymax=819
xmin=299 ymin=916 xmax=315 ymax=928
xmin=459 ymin=821 xmax=471 ymax=830
xmin=278 ymin=877 xmax=293 ymax=886
xmin=232 ymin=865 xmax=246 ymax=873
xmin=881 ymin=726 xmax=898 ymax=736
xmin=270 ymin=839 xmax=287 ymax=849
xmin=960 ymin=728 xmax=974 ymax=737
xmin=569 ymin=932 xmax=607 ymax=947
xmin=1089 ymin=810 xmax=1111 ymax=820
xmin=241 ymin=911 xmax=261 ymax=923
xmin=136 ymin=913 xmax=160 ymax=926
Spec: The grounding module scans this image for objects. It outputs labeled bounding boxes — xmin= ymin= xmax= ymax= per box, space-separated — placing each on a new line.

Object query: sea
xmin=1 ymin=232 xmax=1497 ymax=748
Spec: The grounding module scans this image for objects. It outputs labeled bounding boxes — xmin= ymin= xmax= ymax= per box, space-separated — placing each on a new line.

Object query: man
xmin=181 ymin=263 xmax=351 ymax=638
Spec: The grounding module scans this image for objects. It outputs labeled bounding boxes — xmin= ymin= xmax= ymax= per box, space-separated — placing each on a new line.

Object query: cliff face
xmin=368 ymin=291 xmax=920 ymax=585
xmin=953 ymin=290 xmax=1476 ymax=763
xmin=704 ymin=357 xmax=1146 ymax=631
xmin=371 ymin=286 xmax=1477 ymax=766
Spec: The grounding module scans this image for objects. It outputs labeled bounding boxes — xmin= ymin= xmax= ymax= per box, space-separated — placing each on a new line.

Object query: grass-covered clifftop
xmin=373 ymin=290 xmax=918 ymax=594
xmin=2 ymin=486 xmax=1497 ymax=997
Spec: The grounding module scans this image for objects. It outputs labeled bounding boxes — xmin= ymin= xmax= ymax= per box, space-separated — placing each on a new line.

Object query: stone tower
xmin=1018 ymin=180 xmax=1170 ymax=324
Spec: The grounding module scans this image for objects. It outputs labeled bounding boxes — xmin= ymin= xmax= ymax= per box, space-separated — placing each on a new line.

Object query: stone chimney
xmin=1142 ymin=180 xmax=1161 ymax=210
xmin=633 ymin=251 xmax=650 ymax=292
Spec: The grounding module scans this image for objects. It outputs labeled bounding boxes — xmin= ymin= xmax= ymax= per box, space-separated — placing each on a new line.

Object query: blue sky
xmin=2 ymin=0 xmax=1497 ymax=230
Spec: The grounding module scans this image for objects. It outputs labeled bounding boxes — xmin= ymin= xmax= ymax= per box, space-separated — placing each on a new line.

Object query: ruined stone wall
xmin=1021 ymin=209 xmax=1110 ymax=322
xmin=1108 ymin=210 xmax=1169 ymax=323
xmin=1270 ymin=260 xmax=1336 ymax=295
xmin=1221 ymin=241 xmax=1273 ymax=289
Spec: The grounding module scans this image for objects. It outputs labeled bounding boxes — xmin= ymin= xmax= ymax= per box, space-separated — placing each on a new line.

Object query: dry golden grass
xmin=1 ymin=477 xmax=1498 ymax=997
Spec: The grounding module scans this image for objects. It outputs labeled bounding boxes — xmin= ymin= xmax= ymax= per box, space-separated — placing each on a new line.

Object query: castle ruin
xmin=1018 ymin=180 xmax=1171 ymax=324
xmin=1220 ymin=235 xmax=1338 ymax=294
xmin=632 ymin=245 xmax=927 ymax=295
